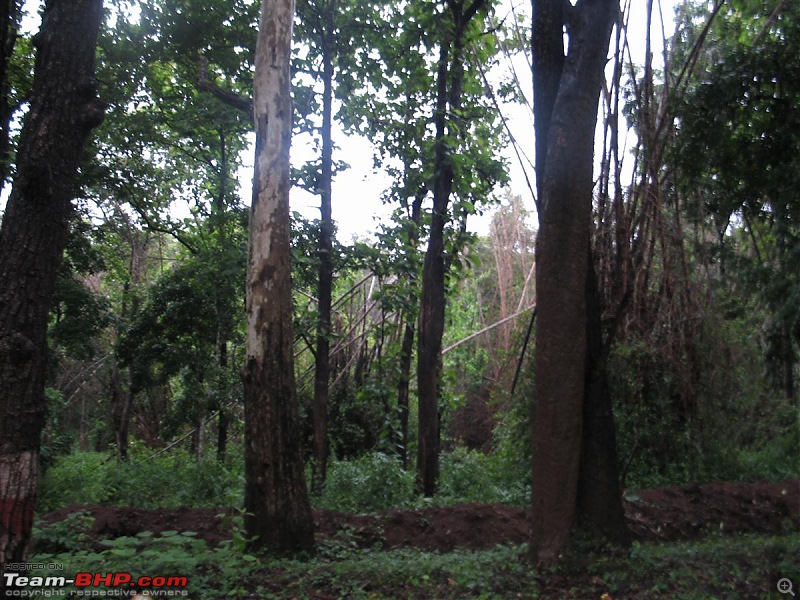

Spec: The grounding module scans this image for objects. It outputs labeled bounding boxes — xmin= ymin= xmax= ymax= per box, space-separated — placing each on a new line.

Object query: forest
xmin=0 ymin=0 xmax=798 ymax=597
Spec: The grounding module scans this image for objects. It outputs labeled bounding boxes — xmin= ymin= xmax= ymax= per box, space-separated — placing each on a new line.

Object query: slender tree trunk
xmin=416 ymin=35 xmax=451 ymax=497
xmin=212 ymin=129 xmax=231 ymax=463
xmin=397 ymin=319 xmax=415 ymax=468
xmin=312 ymin=0 xmax=336 ymax=492
xmin=114 ymin=242 xmax=147 ymax=461
xmin=242 ymin=0 xmax=315 ymax=555
xmin=393 ymin=187 xmax=424 ymax=470
xmin=530 ymin=0 xmax=617 ymax=566
xmin=216 ymin=340 xmax=228 ymax=462
xmin=417 ymin=0 xmax=485 ymax=497
xmin=112 ymin=362 xmax=136 ymax=461
xmin=0 ymin=0 xmax=104 ymax=574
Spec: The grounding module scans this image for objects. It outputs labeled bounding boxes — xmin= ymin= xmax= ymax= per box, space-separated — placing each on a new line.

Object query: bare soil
xmin=37 ymin=479 xmax=799 ymax=552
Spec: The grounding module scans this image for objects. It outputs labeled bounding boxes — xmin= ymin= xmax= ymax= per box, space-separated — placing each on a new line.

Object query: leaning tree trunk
xmin=530 ymin=0 xmax=618 ymax=566
xmin=0 ymin=0 xmax=104 ymax=574
xmin=242 ymin=0 xmax=315 ymax=555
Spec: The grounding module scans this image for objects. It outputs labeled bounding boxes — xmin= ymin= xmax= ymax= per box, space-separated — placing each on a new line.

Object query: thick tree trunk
xmin=0 ymin=0 xmax=104 ymax=574
xmin=312 ymin=0 xmax=336 ymax=492
xmin=530 ymin=0 xmax=617 ymax=566
xmin=242 ymin=0 xmax=315 ymax=555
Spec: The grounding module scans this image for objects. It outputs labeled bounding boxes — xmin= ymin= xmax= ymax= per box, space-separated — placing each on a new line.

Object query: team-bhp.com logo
xmin=3 ymin=572 xmax=188 ymax=597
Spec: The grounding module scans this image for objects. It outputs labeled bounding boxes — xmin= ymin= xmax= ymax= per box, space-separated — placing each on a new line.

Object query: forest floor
xmin=35 ymin=479 xmax=800 ymax=599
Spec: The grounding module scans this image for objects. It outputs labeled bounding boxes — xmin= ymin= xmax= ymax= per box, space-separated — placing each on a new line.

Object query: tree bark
xmin=114 ymin=239 xmax=147 ymax=461
xmin=312 ymin=0 xmax=336 ymax=492
xmin=417 ymin=33 xmax=451 ymax=498
xmin=530 ymin=0 xmax=617 ymax=566
xmin=242 ymin=0 xmax=315 ymax=555
xmin=0 ymin=0 xmax=104 ymax=574
xmin=216 ymin=340 xmax=229 ymax=463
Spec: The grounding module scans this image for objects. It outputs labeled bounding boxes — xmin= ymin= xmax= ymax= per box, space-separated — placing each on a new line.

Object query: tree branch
xmin=197 ymin=56 xmax=253 ymax=123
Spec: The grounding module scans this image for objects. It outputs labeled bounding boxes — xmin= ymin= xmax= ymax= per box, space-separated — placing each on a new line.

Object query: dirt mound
xmin=37 ymin=506 xmax=235 ymax=550
xmin=315 ymin=503 xmax=530 ymax=552
xmin=36 ymin=479 xmax=798 ymax=553
xmin=626 ymin=479 xmax=799 ymax=541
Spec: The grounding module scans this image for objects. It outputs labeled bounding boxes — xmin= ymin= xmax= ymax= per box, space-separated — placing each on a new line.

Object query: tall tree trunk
xmin=397 ymin=188 xmax=423 ymax=470
xmin=530 ymin=0 xmax=617 ymax=566
xmin=242 ymin=0 xmax=315 ymax=555
xmin=416 ymin=35 xmax=451 ymax=498
xmin=417 ymin=0 xmax=485 ymax=498
xmin=212 ymin=129 xmax=231 ymax=463
xmin=397 ymin=319 xmax=415 ymax=468
xmin=0 ymin=0 xmax=104 ymax=574
xmin=312 ymin=0 xmax=336 ymax=492
xmin=114 ymin=239 xmax=147 ymax=461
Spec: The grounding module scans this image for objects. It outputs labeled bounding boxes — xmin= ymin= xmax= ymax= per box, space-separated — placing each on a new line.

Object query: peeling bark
xmin=242 ymin=0 xmax=315 ymax=555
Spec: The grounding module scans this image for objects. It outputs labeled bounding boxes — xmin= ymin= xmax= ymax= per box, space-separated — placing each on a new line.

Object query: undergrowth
xmin=37 ymin=442 xmax=244 ymax=513
xmin=30 ymin=511 xmax=800 ymax=600
xmin=38 ymin=438 xmax=795 ymax=515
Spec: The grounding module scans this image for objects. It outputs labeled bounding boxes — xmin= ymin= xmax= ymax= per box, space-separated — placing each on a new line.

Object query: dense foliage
xmin=7 ymin=0 xmax=788 ymax=502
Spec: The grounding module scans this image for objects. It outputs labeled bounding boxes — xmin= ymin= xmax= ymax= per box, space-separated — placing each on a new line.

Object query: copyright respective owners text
xmin=2 ymin=565 xmax=189 ymax=598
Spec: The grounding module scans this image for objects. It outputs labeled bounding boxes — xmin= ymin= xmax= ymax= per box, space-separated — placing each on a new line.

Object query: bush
xmin=38 ymin=445 xmax=243 ymax=513
xmin=37 ymin=452 xmax=113 ymax=511
xmin=438 ymin=448 xmax=528 ymax=506
xmin=315 ymin=452 xmax=415 ymax=513
xmin=313 ymin=448 xmax=529 ymax=513
xmin=610 ymin=312 xmax=800 ymax=489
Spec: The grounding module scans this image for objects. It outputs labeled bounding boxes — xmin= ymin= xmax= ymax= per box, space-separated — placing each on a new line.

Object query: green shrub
xmin=37 ymin=452 xmax=114 ymax=511
xmin=313 ymin=448 xmax=528 ymax=513
xmin=33 ymin=511 xmax=95 ymax=553
xmin=38 ymin=445 xmax=243 ymax=513
xmin=737 ymin=431 xmax=800 ymax=482
xmin=438 ymin=448 xmax=528 ymax=506
xmin=610 ymin=311 xmax=800 ymax=489
xmin=315 ymin=452 xmax=415 ymax=513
